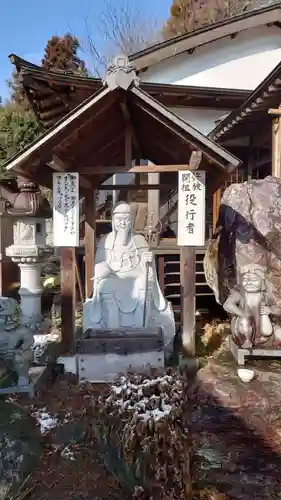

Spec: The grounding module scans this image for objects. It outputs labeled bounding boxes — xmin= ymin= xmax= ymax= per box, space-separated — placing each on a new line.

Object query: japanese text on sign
xmin=177 ymin=170 xmax=205 ymax=247
xmin=53 ymin=173 xmax=79 ymax=247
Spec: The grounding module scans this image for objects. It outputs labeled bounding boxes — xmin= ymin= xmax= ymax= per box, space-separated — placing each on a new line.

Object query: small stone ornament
xmin=104 ymin=54 xmax=140 ymax=90
xmin=237 ymin=368 xmax=255 ymax=383
xmin=0 ymin=298 xmax=35 ymax=388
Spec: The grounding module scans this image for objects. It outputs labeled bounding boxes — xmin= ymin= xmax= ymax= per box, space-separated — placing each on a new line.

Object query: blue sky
xmin=0 ymin=0 xmax=171 ymax=100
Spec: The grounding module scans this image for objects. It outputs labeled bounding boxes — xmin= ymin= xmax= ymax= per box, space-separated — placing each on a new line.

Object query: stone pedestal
xmin=19 ymin=261 xmax=42 ymax=320
xmin=76 ymin=327 xmax=165 ymax=382
xmin=0 ymin=177 xmax=54 ymax=392
xmin=6 ymin=245 xmax=52 ymax=323
xmin=0 ymin=365 xmax=48 ymax=397
xmin=230 ymin=337 xmax=281 ymax=365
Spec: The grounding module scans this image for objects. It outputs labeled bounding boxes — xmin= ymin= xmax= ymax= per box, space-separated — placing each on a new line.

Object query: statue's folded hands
xmin=91 ymin=262 xmax=114 ymax=282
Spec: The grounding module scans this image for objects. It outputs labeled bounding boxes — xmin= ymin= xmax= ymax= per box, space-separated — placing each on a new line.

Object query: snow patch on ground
xmin=31 ymin=408 xmax=58 ymax=435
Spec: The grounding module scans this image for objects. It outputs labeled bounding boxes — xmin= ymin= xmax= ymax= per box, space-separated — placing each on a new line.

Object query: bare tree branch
xmin=81 ymin=0 xmax=163 ymax=77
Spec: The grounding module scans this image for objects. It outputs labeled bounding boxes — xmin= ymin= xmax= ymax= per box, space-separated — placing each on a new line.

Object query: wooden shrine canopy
xmin=4 ymin=55 xmax=241 ymax=191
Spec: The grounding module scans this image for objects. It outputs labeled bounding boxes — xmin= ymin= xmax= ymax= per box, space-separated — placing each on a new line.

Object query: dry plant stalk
xmin=201 ymin=320 xmax=230 ymax=352
xmin=194 ymin=487 xmax=229 ymax=499
xmin=92 ymin=368 xmax=191 ymax=499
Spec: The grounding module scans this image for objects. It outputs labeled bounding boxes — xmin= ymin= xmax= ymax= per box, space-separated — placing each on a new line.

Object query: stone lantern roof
xmin=6 ymin=177 xmax=52 ymax=219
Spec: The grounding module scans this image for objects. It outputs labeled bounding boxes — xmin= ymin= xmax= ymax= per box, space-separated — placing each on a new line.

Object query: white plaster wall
xmin=168 ymin=107 xmax=230 ymax=135
xmin=140 ymin=25 xmax=281 ymax=90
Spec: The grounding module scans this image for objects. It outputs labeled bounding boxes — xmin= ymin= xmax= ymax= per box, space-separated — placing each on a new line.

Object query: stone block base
xmin=76 ymin=327 xmax=164 ymax=382
xmin=0 ymin=365 xmax=48 ymax=397
xmin=230 ymin=337 xmax=281 ymax=365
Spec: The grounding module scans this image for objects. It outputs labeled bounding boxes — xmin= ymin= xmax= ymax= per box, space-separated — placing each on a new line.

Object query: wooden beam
xmin=84 ymin=191 xmax=96 ymax=298
xmin=212 ymin=189 xmax=221 ymax=232
xmin=158 ymin=256 xmax=165 ymax=294
xmin=98 ymin=183 xmax=172 ymax=190
xmin=49 ymin=155 xmax=93 ymax=189
xmin=256 ymin=154 xmax=271 ymax=167
xmin=271 ymin=105 xmax=281 ymax=177
xmin=189 ymin=150 xmax=203 ymax=170
xmin=180 ymin=247 xmax=196 ymax=357
xmin=161 ymin=199 xmax=178 ymax=224
xmin=60 ymin=248 xmax=76 ymax=354
xmin=6 ymin=86 xmax=113 ymax=173
xmin=148 ymin=169 xmax=160 ymax=244
xmin=125 ymin=124 xmax=133 ymax=167
xmin=120 ymin=99 xmax=140 ymax=153
xmin=268 ymin=108 xmax=281 ymax=116
xmin=247 ymin=145 xmax=255 ymax=181
xmin=131 ymin=86 xmax=240 ymax=171
xmin=79 ymin=164 xmax=195 ymax=174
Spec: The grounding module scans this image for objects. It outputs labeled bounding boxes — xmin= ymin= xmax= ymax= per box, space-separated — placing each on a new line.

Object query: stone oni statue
xmin=0 ymin=297 xmax=34 ymax=387
xmin=223 ymin=264 xmax=281 ymax=349
xmin=83 ymin=201 xmax=175 ymax=350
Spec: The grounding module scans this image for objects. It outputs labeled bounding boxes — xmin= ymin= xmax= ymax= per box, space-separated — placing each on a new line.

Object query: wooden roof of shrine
xmin=3 ymin=55 xmax=241 ymax=193
xmin=9 ymin=54 xmax=250 ymax=130
xmin=210 ymin=59 xmax=281 ymax=144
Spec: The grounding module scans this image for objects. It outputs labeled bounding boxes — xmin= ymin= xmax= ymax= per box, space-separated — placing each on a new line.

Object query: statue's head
xmin=112 ymin=202 xmax=134 ymax=235
xmin=239 ymin=264 xmax=266 ymax=293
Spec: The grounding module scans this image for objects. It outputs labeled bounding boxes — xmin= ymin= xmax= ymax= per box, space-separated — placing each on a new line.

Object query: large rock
xmin=0 ymin=401 xmax=42 ymax=499
xmin=204 ymin=176 xmax=281 ymax=305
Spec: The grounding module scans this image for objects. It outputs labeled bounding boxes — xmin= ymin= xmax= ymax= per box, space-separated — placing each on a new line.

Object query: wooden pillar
xmin=269 ymin=106 xmax=281 ymax=177
xmin=212 ymin=188 xmax=221 ymax=233
xmin=84 ymin=190 xmax=96 ymax=298
xmin=0 ymin=200 xmax=19 ymax=296
xmin=180 ymin=247 xmax=196 ymax=356
xmin=60 ymin=248 xmax=76 ymax=354
xmin=272 ymin=115 xmax=281 ymax=177
xmin=148 ymin=169 xmax=160 ymax=244
xmin=158 ymin=255 xmax=165 ymax=293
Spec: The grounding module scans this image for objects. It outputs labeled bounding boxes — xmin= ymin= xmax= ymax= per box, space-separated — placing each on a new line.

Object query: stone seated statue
xmin=0 ymin=297 xmax=34 ymax=387
xmin=83 ymin=202 xmax=175 ymax=351
xmin=223 ymin=264 xmax=281 ymax=349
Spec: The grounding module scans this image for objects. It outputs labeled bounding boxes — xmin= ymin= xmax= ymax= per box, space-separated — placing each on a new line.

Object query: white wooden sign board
xmin=177 ymin=170 xmax=206 ymax=247
xmin=53 ymin=172 xmax=80 ymax=247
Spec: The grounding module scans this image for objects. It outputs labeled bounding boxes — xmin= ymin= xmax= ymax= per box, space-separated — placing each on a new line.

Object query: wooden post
xmin=84 ymin=191 xmax=96 ymax=298
xmin=125 ymin=124 xmax=133 ymax=203
xmin=272 ymin=116 xmax=281 ymax=177
xmin=180 ymin=247 xmax=196 ymax=356
xmin=268 ymin=107 xmax=281 ymax=177
xmin=148 ymin=169 xmax=160 ymax=244
xmin=0 ymin=199 xmax=19 ymax=296
xmin=60 ymin=248 xmax=76 ymax=354
xmin=158 ymin=255 xmax=165 ymax=293
xmin=212 ymin=188 xmax=221 ymax=233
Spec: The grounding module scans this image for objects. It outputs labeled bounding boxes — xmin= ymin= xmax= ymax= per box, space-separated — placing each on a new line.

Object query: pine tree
xmin=163 ymin=0 xmax=250 ymax=39
xmin=8 ymin=33 xmax=89 ymax=109
xmin=41 ymin=33 xmax=89 ymax=75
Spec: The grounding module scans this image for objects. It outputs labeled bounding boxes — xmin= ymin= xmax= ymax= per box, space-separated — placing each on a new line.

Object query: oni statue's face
xmin=113 ymin=212 xmax=133 ymax=234
xmin=242 ymin=271 xmax=263 ymax=293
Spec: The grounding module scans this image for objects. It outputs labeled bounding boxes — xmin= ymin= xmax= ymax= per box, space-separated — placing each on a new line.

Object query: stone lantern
xmin=5 ymin=177 xmax=52 ymax=325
